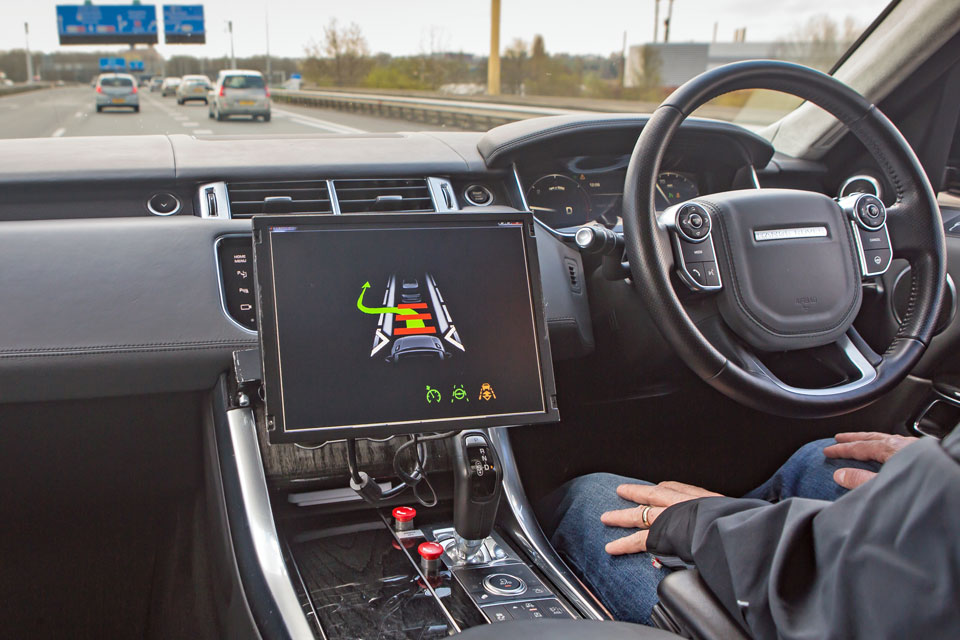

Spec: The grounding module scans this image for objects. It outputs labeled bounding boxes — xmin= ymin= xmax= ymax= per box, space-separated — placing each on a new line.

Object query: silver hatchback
xmin=209 ymin=71 xmax=270 ymax=122
xmin=95 ymin=74 xmax=139 ymax=113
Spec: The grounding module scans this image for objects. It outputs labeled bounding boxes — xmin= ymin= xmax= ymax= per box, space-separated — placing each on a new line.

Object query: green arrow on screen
xmin=356 ymin=281 xmax=417 ymax=316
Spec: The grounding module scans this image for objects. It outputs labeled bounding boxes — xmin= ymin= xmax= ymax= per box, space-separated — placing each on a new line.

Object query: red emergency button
xmin=417 ymin=542 xmax=444 ymax=560
xmin=392 ymin=506 xmax=417 ymax=522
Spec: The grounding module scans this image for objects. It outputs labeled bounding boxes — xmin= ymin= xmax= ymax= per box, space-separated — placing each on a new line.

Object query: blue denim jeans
xmin=541 ymin=438 xmax=882 ymax=624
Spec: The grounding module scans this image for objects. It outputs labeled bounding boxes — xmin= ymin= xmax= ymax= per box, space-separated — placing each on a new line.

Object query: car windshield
xmin=3 ymin=0 xmax=890 ymax=138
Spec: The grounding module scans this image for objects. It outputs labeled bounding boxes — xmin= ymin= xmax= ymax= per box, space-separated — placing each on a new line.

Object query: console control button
xmin=506 ymin=601 xmax=545 ymax=619
xmin=539 ymin=599 xmax=574 ymax=618
xmin=393 ymin=506 xmax=416 ymax=531
xmin=483 ymin=573 xmax=527 ymax=596
xmin=484 ymin=605 xmax=512 ymax=623
xmin=680 ymin=237 xmax=715 ymax=263
xmin=676 ymin=205 xmax=711 ymax=241
xmin=464 ymin=184 xmax=494 ymax=206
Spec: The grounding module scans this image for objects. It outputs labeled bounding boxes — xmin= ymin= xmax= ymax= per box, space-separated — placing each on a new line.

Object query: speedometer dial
xmin=656 ymin=172 xmax=699 ymax=208
xmin=526 ymin=174 xmax=592 ymax=228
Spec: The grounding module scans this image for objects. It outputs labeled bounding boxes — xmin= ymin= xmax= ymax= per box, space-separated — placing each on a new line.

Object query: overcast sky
xmin=1 ymin=0 xmax=889 ymax=59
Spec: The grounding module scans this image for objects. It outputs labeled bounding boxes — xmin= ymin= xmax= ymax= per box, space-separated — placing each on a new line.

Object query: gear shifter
xmin=452 ymin=430 xmax=502 ymax=563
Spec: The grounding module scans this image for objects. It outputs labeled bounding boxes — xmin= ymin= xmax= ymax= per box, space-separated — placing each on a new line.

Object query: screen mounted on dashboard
xmin=253 ymin=213 xmax=558 ymax=443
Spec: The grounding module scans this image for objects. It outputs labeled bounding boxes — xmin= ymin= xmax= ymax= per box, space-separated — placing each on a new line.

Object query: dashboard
xmin=519 ymin=155 xmax=703 ymax=228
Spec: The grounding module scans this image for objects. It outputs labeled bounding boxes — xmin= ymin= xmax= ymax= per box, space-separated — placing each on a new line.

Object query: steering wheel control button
xmin=392 ymin=506 xmax=417 ymax=531
xmin=676 ymin=204 xmax=711 ymax=241
xmin=857 ymin=227 xmax=891 ymax=251
xmin=687 ymin=263 xmax=706 ymax=286
xmin=864 ymin=249 xmax=892 ymax=273
xmin=854 ymin=194 xmax=886 ymax=229
xmin=680 ymin=237 xmax=716 ymax=263
xmin=483 ymin=573 xmax=527 ymax=596
xmin=702 ymin=262 xmax=720 ymax=287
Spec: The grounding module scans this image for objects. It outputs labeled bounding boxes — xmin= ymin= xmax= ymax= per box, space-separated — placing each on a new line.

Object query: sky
xmin=0 ymin=0 xmax=889 ymax=60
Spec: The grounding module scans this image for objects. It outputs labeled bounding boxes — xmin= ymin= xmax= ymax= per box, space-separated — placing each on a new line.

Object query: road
xmin=0 ymin=86 xmax=462 ymax=139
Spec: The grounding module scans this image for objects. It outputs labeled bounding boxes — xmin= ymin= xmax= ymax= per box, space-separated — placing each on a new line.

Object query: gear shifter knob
xmin=452 ymin=431 xmax=502 ymax=560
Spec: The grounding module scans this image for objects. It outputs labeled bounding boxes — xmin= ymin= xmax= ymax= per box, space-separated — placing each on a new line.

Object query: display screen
xmin=254 ymin=214 xmax=558 ymax=442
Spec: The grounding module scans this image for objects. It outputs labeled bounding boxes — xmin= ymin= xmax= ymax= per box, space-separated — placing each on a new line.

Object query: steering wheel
xmin=623 ymin=60 xmax=946 ymax=418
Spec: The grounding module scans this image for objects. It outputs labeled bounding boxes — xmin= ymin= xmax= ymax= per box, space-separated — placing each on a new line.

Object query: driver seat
xmin=650 ymin=569 xmax=751 ymax=640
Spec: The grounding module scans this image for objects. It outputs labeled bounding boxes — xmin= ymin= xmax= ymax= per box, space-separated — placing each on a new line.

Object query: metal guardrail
xmin=271 ymin=88 xmax=593 ymax=129
xmin=0 ymin=83 xmax=54 ymax=98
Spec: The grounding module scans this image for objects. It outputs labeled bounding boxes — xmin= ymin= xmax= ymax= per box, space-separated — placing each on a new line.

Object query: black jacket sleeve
xmin=646 ymin=432 xmax=960 ymax=640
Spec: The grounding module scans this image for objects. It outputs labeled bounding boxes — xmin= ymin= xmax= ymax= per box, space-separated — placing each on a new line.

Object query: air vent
xmin=226 ymin=180 xmax=333 ymax=217
xmin=333 ymin=178 xmax=435 ymax=213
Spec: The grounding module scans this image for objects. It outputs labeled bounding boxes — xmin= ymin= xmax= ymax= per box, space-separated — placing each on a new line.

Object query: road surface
xmin=0 ymin=86 xmax=465 ymax=139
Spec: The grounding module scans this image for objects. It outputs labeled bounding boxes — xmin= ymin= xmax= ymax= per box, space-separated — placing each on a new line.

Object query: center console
xmin=208 ymin=211 xmax=611 ymax=639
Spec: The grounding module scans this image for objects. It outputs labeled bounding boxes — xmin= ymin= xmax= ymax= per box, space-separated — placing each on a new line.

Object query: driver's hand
xmin=824 ymin=431 xmax=918 ymax=490
xmin=601 ymin=481 xmax=722 ymax=555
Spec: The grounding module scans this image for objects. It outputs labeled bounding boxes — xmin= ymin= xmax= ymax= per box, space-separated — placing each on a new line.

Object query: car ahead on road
xmin=160 ymin=77 xmax=181 ymax=97
xmin=384 ymin=335 xmax=450 ymax=363
xmin=94 ymin=74 xmax=139 ymax=113
xmin=176 ymin=75 xmax=211 ymax=105
xmin=208 ymin=70 xmax=271 ymax=121
xmin=148 ymin=76 xmax=163 ymax=92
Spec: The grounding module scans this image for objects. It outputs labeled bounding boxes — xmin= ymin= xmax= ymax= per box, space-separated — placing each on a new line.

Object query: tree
xmin=775 ymin=14 xmax=861 ymax=71
xmin=303 ymin=19 xmax=371 ymax=86
xmin=500 ymin=38 xmax=529 ymax=94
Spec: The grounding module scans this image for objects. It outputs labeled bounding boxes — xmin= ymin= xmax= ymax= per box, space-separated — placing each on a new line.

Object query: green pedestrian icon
xmin=451 ymin=384 xmax=469 ymax=403
xmin=425 ymin=385 xmax=441 ymax=404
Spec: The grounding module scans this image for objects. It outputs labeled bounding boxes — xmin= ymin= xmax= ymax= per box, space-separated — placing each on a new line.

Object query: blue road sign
xmin=56 ymin=4 xmax=158 ymax=45
xmin=113 ymin=57 xmax=126 ymax=70
xmin=99 ymin=57 xmax=111 ymax=70
xmin=129 ymin=60 xmax=144 ymax=71
xmin=163 ymin=5 xmax=205 ymax=44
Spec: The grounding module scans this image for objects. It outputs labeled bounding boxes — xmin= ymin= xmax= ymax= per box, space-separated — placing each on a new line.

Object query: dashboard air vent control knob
xmin=393 ymin=506 xmax=417 ymax=532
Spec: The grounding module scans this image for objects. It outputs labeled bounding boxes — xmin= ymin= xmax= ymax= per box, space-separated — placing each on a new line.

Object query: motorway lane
xmin=0 ymin=86 xmax=461 ymax=139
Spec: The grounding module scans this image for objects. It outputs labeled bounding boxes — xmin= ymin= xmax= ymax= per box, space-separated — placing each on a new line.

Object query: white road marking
xmin=271 ymin=108 xmax=365 ymax=133
xmin=51 ymin=127 xmax=66 ymax=137
xmin=74 ymin=111 xmax=83 ymax=118
xmin=181 ymin=121 xmax=199 ymax=126
xmin=192 ymin=129 xmax=213 ymax=135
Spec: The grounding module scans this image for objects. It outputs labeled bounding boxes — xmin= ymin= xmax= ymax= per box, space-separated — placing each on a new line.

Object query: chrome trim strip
xmin=326 ymin=179 xmax=341 ymax=214
xmin=754 ymin=226 xmax=828 ymax=242
xmin=198 ymin=181 xmax=231 ymax=219
xmin=213 ymin=234 xmax=258 ymax=336
xmin=764 ymin=334 xmax=877 ymax=396
xmin=839 ymin=174 xmax=881 ymax=199
xmin=488 ymin=427 xmax=612 ymax=620
xmin=750 ymin=166 xmax=761 ymax=189
xmin=512 ymin=163 xmax=530 ymax=211
xmin=226 ymin=407 xmax=315 ymax=639
xmin=514 ymin=163 xmax=579 ymax=242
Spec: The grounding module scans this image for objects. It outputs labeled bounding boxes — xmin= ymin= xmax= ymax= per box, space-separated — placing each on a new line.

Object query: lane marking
xmin=181 ymin=121 xmax=199 ymax=126
xmin=51 ymin=127 xmax=66 ymax=137
xmin=192 ymin=129 xmax=213 ymax=135
xmin=74 ymin=111 xmax=83 ymax=118
xmin=272 ymin=108 xmax=365 ymax=133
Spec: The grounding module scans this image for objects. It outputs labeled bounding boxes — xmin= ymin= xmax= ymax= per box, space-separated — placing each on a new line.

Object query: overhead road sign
xmin=98 ymin=57 xmax=127 ymax=71
xmin=163 ymin=5 xmax=205 ymax=44
xmin=56 ymin=4 xmax=158 ymax=45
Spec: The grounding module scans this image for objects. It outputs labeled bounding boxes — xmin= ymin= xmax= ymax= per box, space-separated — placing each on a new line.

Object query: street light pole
xmin=24 ymin=22 xmax=34 ymax=84
xmin=228 ymin=20 xmax=236 ymax=69
xmin=487 ymin=0 xmax=501 ymax=96
xmin=265 ymin=6 xmax=272 ymax=85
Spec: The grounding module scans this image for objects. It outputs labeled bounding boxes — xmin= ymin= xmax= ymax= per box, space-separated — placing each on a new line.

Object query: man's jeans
xmin=541 ymin=438 xmax=881 ymax=624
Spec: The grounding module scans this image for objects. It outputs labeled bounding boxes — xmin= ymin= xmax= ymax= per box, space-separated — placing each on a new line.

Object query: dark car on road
xmin=384 ymin=335 xmax=449 ymax=362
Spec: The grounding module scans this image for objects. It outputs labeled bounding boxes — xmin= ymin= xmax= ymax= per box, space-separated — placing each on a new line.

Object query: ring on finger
xmin=640 ymin=505 xmax=653 ymax=528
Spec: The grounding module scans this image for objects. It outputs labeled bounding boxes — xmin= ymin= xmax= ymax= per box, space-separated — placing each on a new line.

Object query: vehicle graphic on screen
xmin=357 ymin=274 xmax=465 ymax=361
